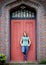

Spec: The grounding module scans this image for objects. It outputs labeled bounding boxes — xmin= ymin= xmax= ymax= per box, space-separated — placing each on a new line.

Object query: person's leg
xmin=24 ymin=47 xmax=26 ymax=61
xmin=22 ymin=46 xmax=26 ymax=61
xmin=25 ymin=46 xmax=28 ymax=61
xmin=22 ymin=46 xmax=28 ymax=61
xmin=22 ymin=46 xmax=25 ymax=54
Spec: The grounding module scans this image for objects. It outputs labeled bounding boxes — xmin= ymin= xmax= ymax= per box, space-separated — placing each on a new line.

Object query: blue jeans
xmin=22 ymin=46 xmax=28 ymax=61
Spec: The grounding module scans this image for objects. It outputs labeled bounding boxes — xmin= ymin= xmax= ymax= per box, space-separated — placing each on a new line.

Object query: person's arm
xmin=28 ymin=38 xmax=31 ymax=46
xmin=20 ymin=38 xmax=22 ymax=46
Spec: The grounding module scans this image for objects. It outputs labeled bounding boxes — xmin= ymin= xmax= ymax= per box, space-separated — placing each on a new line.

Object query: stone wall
xmin=38 ymin=9 xmax=46 ymax=60
xmin=39 ymin=16 xmax=46 ymax=59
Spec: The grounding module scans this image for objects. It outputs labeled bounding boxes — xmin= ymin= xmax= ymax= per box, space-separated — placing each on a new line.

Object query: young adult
xmin=20 ymin=32 xmax=31 ymax=61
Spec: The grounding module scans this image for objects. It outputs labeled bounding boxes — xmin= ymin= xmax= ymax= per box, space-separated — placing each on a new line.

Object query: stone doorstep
xmin=1 ymin=63 xmax=45 ymax=65
xmin=0 ymin=62 xmax=46 ymax=65
xmin=8 ymin=61 xmax=38 ymax=64
xmin=9 ymin=61 xmax=36 ymax=63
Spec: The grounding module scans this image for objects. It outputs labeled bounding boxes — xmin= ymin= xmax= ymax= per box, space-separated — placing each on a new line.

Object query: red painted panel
xmin=11 ymin=19 xmax=36 ymax=61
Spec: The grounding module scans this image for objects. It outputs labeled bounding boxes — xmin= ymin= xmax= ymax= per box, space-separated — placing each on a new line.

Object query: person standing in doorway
xmin=20 ymin=32 xmax=31 ymax=61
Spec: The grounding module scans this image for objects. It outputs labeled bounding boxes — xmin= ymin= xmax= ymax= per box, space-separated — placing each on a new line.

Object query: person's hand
xmin=28 ymin=42 xmax=31 ymax=46
xmin=20 ymin=43 xmax=22 ymax=46
xmin=28 ymin=44 xmax=30 ymax=46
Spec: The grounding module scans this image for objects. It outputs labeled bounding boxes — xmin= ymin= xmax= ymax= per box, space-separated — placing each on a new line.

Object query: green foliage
xmin=0 ymin=53 xmax=7 ymax=63
xmin=39 ymin=59 xmax=46 ymax=64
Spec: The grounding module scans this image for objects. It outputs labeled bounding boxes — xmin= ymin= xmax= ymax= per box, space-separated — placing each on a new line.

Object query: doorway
xmin=10 ymin=5 xmax=36 ymax=61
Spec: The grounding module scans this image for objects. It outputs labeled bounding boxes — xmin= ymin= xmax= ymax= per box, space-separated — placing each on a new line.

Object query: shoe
xmin=24 ymin=61 xmax=26 ymax=63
